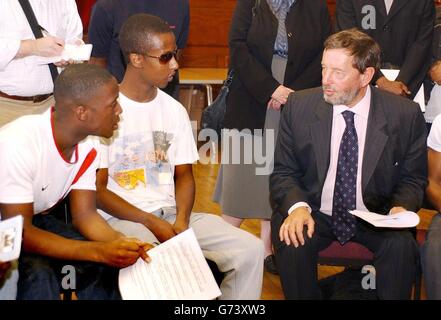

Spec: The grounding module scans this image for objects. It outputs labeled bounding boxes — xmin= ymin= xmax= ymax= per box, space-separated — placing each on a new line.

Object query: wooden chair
xmin=318 ymin=229 xmax=426 ymax=300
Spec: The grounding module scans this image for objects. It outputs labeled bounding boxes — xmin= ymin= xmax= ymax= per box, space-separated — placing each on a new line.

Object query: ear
xmin=129 ymin=53 xmax=144 ymax=68
xmin=361 ymin=67 xmax=375 ymax=87
xmin=74 ymin=105 xmax=88 ymax=122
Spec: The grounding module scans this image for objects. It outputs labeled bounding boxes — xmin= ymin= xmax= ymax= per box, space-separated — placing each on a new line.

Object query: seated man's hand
xmin=271 ymin=85 xmax=294 ymax=105
xmin=279 ymin=207 xmax=315 ymax=248
xmin=377 ymin=77 xmax=411 ymax=97
xmin=0 ymin=261 xmax=11 ymax=281
xmin=267 ymin=98 xmax=282 ymax=111
xmin=390 ymin=206 xmax=407 ymax=215
xmin=98 ymin=237 xmax=153 ymax=268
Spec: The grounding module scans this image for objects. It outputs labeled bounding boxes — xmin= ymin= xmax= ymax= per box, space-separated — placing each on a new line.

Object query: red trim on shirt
xmin=41 ymin=147 xmax=98 ymax=214
xmin=71 ymin=148 xmax=97 ymax=185
xmin=50 ymin=107 xmax=78 ymax=164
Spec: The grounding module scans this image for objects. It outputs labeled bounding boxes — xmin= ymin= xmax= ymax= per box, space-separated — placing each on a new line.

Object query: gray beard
xmin=324 ymin=87 xmax=361 ymax=106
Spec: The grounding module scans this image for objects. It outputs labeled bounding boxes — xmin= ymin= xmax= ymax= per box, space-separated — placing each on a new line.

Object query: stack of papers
xmin=0 ymin=215 xmax=23 ymax=262
xmin=119 ymin=228 xmax=221 ymax=300
xmin=350 ymin=210 xmax=420 ymax=228
xmin=35 ymin=44 xmax=93 ymax=65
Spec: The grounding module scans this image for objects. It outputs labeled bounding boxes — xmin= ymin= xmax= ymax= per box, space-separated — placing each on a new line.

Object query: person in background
xmin=335 ymin=0 xmax=434 ymax=99
xmin=421 ymin=113 xmax=441 ymax=300
xmin=213 ymin=0 xmax=331 ymax=274
xmin=425 ymin=5 xmax=441 ymax=131
xmin=0 ymin=0 xmax=83 ymax=127
xmin=0 ymin=64 xmax=151 ymax=300
xmin=88 ymin=0 xmax=189 ymax=99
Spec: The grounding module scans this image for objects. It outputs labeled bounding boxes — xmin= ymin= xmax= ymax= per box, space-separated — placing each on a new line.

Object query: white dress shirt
xmin=384 ymin=0 xmax=394 ymax=14
xmin=288 ymin=86 xmax=372 ymax=216
xmin=0 ymin=0 xmax=82 ymax=96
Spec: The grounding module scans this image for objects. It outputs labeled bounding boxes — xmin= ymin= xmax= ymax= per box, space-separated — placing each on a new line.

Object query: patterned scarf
xmin=266 ymin=0 xmax=296 ymax=58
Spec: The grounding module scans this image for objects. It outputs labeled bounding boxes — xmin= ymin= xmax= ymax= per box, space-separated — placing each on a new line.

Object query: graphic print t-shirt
xmin=100 ymin=90 xmax=199 ymax=216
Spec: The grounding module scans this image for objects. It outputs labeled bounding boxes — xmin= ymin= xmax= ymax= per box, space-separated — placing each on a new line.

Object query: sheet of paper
xmin=119 ymin=228 xmax=222 ymax=300
xmin=350 ymin=210 xmax=420 ymax=228
xmin=380 ymin=69 xmax=425 ymax=112
xmin=0 ymin=215 xmax=23 ymax=262
xmin=35 ymin=44 xmax=93 ymax=65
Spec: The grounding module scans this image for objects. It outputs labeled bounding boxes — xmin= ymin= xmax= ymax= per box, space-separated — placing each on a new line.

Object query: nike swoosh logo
xmin=41 ymin=185 xmax=49 ymax=191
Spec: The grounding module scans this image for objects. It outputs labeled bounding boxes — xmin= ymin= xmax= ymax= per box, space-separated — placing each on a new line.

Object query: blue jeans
xmin=17 ymin=214 xmax=121 ymax=300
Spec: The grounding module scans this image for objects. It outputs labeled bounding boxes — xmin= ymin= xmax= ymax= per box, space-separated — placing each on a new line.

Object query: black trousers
xmin=271 ymin=211 xmax=419 ymax=300
xmin=17 ymin=214 xmax=121 ymax=300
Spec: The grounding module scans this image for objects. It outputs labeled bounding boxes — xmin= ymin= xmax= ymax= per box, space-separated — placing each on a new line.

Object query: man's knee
xmin=380 ymin=231 xmax=418 ymax=259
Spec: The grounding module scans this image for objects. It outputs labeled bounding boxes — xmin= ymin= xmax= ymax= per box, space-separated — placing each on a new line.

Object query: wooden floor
xmin=192 ymin=158 xmax=436 ymax=300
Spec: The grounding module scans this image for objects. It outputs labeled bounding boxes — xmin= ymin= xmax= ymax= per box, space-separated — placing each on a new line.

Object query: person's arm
xmin=0 ymin=201 xmax=149 ymax=267
xmin=173 ymin=164 xmax=195 ymax=234
xmin=270 ymin=95 xmax=310 ymax=217
xmin=63 ymin=0 xmax=83 ymax=42
xmin=95 ymin=168 xmax=176 ymax=242
xmin=426 ymin=115 xmax=441 ymax=210
xmin=69 ymin=189 xmax=122 ymax=241
xmin=427 ymin=147 xmax=441 ymax=211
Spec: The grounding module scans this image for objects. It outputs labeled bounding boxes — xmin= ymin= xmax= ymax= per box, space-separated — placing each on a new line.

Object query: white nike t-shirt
xmin=0 ymin=108 xmax=99 ymax=214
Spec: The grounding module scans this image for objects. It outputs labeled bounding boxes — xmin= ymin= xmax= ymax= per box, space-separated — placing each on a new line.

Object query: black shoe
xmin=264 ymin=254 xmax=278 ymax=275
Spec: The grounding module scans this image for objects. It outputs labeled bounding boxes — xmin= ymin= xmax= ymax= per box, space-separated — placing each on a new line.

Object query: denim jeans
xmin=17 ymin=214 xmax=121 ymax=300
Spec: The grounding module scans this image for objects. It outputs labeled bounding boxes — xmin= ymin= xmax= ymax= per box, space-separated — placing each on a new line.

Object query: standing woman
xmin=213 ymin=0 xmax=331 ymax=273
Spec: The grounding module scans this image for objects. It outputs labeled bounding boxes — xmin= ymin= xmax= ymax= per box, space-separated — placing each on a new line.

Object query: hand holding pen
xmin=36 ymin=27 xmax=64 ymax=57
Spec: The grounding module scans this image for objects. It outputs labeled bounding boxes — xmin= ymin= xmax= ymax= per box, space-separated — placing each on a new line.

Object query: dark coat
xmin=224 ymin=0 xmax=331 ymax=131
xmin=335 ymin=0 xmax=435 ymax=99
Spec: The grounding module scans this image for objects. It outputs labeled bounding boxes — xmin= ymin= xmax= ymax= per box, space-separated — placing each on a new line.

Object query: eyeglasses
xmin=144 ymin=50 xmax=178 ymax=64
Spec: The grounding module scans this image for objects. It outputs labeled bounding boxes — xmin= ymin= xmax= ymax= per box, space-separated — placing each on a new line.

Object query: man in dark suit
xmin=270 ymin=29 xmax=427 ymax=299
xmin=335 ymin=0 xmax=435 ymax=99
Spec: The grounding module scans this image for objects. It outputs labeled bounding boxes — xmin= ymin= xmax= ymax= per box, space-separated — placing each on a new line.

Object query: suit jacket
xmin=335 ymin=0 xmax=435 ymax=99
xmin=425 ymin=6 xmax=441 ymax=103
xmin=270 ymin=86 xmax=428 ymax=219
xmin=223 ymin=0 xmax=331 ymax=131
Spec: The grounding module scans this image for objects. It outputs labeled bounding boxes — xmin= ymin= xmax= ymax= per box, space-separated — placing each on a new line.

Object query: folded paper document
xmin=350 ymin=210 xmax=420 ymax=228
xmin=35 ymin=44 xmax=93 ymax=65
xmin=0 ymin=215 xmax=23 ymax=262
xmin=119 ymin=228 xmax=222 ymax=300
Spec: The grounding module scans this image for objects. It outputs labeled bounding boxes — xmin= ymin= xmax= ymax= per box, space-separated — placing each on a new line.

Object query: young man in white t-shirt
xmin=0 ymin=64 xmax=152 ymax=300
xmin=96 ymin=14 xmax=264 ymax=299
